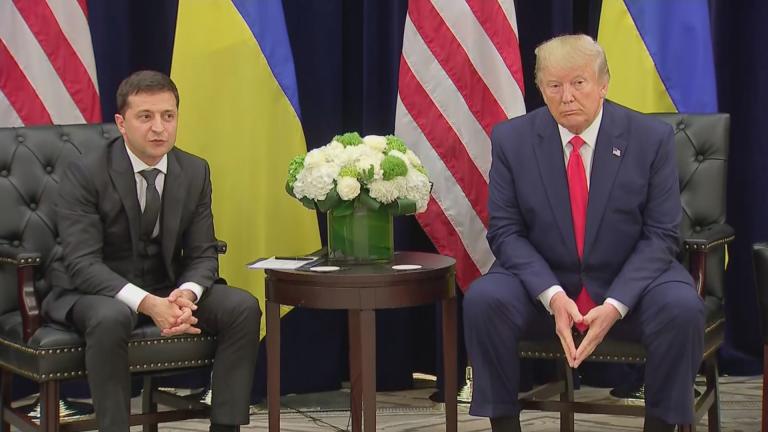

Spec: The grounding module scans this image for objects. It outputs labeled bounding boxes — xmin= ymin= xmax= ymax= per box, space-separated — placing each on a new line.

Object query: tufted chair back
xmin=0 ymin=123 xmax=218 ymax=431
xmin=654 ymin=113 xmax=730 ymax=319
xmin=0 ymin=124 xmax=120 ymax=314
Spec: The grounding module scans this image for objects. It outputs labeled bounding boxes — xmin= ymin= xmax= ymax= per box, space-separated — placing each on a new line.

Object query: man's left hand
xmin=167 ymin=288 xmax=200 ymax=332
xmin=573 ymin=303 xmax=621 ymax=368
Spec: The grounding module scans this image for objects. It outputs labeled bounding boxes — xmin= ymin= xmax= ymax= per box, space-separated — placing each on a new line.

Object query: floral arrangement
xmin=286 ymin=132 xmax=430 ymax=215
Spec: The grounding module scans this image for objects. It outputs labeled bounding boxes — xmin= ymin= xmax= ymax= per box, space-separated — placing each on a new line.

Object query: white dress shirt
xmin=536 ymin=107 xmax=629 ymax=318
xmin=115 ymin=144 xmax=204 ymax=312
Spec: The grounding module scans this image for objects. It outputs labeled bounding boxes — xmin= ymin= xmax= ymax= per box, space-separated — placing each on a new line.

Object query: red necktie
xmin=567 ymin=135 xmax=596 ymax=332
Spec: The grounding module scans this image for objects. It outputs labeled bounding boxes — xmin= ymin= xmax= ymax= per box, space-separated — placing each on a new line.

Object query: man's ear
xmin=599 ymin=81 xmax=609 ymax=98
xmin=114 ymin=113 xmax=125 ymax=133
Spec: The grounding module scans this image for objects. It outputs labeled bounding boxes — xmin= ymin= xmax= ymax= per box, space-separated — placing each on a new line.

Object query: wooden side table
xmin=265 ymin=251 xmax=457 ymax=432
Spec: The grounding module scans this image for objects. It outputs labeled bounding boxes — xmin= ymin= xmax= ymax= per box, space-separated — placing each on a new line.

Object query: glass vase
xmin=327 ymin=204 xmax=394 ymax=263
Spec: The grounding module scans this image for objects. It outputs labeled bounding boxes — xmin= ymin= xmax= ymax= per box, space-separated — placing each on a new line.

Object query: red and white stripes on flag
xmin=0 ymin=0 xmax=101 ymax=127
xmin=395 ymin=0 xmax=526 ymax=291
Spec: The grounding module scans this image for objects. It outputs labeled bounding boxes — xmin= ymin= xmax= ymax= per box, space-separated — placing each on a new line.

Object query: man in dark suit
xmin=42 ymin=70 xmax=261 ymax=432
xmin=463 ymin=35 xmax=704 ymax=432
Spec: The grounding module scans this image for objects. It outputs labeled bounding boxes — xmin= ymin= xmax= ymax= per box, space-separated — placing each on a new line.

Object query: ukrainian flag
xmin=598 ymin=0 xmax=718 ymax=113
xmin=171 ymin=0 xmax=320 ymax=337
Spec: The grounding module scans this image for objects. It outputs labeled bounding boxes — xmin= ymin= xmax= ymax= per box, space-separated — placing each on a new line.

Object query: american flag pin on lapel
xmin=612 ymin=147 xmax=621 ymax=157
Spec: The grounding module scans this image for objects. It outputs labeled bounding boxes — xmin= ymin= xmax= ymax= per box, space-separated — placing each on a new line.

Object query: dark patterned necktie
xmin=139 ymin=169 xmax=161 ymax=240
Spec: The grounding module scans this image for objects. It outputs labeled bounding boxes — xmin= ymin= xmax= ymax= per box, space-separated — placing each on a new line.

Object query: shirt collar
xmin=558 ymin=104 xmax=604 ymax=150
xmin=124 ymin=143 xmax=168 ymax=175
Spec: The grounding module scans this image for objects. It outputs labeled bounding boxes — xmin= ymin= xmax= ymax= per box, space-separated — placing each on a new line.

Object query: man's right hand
xmin=549 ymin=291 xmax=584 ymax=368
xmin=137 ymin=294 xmax=201 ymax=336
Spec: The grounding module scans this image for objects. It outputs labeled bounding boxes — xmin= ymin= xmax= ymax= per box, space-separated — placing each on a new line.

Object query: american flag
xmin=0 ymin=0 xmax=101 ymax=127
xmin=395 ymin=0 xmax=526 ymax=290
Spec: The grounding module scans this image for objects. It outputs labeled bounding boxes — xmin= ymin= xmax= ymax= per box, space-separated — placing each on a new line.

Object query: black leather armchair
xmin=517 ymin=113 xmax=733 ymax=432
xmin=0 ymin=123 xmax=218 ymax=431
xmin=751 ymin=243 xmax=768 ymax=432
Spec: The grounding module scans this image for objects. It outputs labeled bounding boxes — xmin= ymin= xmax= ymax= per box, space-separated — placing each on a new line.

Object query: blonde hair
xmin=534 ymin=34 xmax=610 ymax=87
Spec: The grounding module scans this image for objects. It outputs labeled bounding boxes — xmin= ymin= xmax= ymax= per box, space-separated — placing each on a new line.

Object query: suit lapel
xmin=584 ymin=102 xmax=628 ymax=258
xmin=532 ymin=111 xmax=578 ymax=257
xmin=161 ymin=150 xmax=184 ymax=279
xmin=108 ymin=140 xmax=141 ymax=250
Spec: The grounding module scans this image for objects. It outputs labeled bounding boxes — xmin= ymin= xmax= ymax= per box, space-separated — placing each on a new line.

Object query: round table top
xmin=265 ymin=251 xmax=456 ymax=310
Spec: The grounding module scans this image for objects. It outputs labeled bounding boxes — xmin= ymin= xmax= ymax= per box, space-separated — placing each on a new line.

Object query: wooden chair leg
xmin=678 ymin=425 xmax=694 ymax=432
xmin=0 ymin=371 xmax=10 ymax=432
xmin=39 ymin=381 xmax=60 ymax=432
xmin=705 ymin=357 xmax=721 ymax=432
xmin=142 ymin=376 xmax=158 ymax=432
xmin=559 ymin=360 xmax=575 ymax=432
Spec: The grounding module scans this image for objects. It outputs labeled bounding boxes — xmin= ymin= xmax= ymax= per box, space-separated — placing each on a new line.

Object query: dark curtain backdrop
xmin=74 ymin=0 xmax=763 ymax=402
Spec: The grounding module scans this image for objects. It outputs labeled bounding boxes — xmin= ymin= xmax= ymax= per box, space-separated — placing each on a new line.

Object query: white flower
xmin=336 ymin=176 xmax=361 ymax=200
xmin=292 ymin=163 xmax=340 ymax=201
xmin=405 ymin=170 xmax=431 ymax=212
xmin=362 ymin=135 xmax=388 ymax=152
xmin=288 ymin=132 xmax=431 ymax=215
xmin=327 ymin=140 xmax=344 ymax=153
xmin=356 ymin=155 xmax=384 ymax=181
xmin=405 ymin=149 xmax=423 ymax=168
xmin=388 ymin=149 xmax=408 ymax=162
xmin=367 ymin=177 xmax=407 ymax=204
xmin=303 ymin=148 xmax=328 ymax=169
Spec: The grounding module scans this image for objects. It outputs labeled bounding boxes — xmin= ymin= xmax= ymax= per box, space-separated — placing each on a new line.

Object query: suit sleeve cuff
xmin=178 ymin=282 xmax=204 ymax=303
xmin=604 ymin=298 xmax=629 ymax=318
xmin=115 ymin=283 xmax=149 ymax=313
xmin=538 ymin=285 xmax=564 ymax=314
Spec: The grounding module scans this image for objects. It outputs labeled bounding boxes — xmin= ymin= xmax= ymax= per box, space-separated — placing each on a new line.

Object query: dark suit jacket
xmin=43 ymin=136 xmax=218 ymax=324
xmin=487 ymin=101 xmax=692 ymax=311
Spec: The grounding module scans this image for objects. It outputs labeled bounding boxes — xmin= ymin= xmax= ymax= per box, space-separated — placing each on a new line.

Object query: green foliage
xmin=333 ymin=132 xmax=363 ymax=147
xmin=385 ymin=135 xmax=407 ymax=153
xmin=359 ymin=164 xmax=375 ymax=183
xmin=381 ymin=155 xmax=407 ymax=180
xmin=387 ymin=198 xmax=417 ymax=216
xmin=286 ymin=155 xmax=305 ymax=188
xmin=414 ymin=164 xmax=428 ymax=176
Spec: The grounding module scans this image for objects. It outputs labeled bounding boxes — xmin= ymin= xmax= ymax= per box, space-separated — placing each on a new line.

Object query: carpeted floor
xmin=121 ymin=375 xmax=761 ymax=431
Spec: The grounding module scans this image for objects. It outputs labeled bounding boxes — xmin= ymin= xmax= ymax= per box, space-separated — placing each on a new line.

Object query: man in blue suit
xmin=463 ymin=35 xmax=704 ymax=432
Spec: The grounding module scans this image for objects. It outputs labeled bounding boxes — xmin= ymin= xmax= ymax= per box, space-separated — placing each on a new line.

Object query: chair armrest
xmin=0 ymin=245 xmax=42 ymax=267
xmin=682 ymin=223 xmax=734 ymax=299
xmin=216 ymin=240 xmax=227 ymax=255
xmin=752 ymin=243 xmax=768 ymax=343
xmin=0 ymin=245 xmax=42 ymax=342
xmin=682 ymin=223 xmax=735 ymax=252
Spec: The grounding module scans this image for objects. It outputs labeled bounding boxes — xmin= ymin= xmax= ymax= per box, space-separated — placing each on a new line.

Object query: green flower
xmin=333 ymin=132 xmax=363 ymax=147
xmin=338 ymin=165 xmax=359 ymax=178
xmin=287 ymin=155 xmax=305 ymax=188
xmin=381 ymin=154 xmax=408 ymax=180
xmin=385 ymin=135 xmax=407 ymax=153
xmin=414 ymin=165 xmax=428 ymax=176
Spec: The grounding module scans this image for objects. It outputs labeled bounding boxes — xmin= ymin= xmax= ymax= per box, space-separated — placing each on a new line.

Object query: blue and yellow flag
xmin=171 ymin=0 xmax=320 ymax=337
xmin=598 ymin=0 xmax=717 ymax=113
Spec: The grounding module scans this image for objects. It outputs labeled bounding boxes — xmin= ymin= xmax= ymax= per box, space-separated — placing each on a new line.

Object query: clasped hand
xmin=549 ymin=292 xmax=620 ymax=368
xmin=138 ymin=288 xmax=201 ymax=336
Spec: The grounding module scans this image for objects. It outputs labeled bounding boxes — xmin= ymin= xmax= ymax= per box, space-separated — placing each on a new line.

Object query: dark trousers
xmin=463 ymin=269 xmax=704 ymax=425
xmin=70 ymin=284 xmax=261 ymax=432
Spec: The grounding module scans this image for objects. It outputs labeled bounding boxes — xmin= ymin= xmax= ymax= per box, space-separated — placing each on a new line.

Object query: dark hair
xmin=116 ymin=70 xmax=179 ymax=115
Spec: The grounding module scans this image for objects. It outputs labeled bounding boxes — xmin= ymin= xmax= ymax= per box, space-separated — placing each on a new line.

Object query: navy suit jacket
xmin=487 ymin=101 xmax=692 ymax=311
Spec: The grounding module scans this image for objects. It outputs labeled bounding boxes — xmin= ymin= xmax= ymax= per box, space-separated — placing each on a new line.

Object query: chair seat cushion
xmin=0 ymin=312 xmax=216 ymax=382
xmin=519 ymin=307 xmax=725 ymax=363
